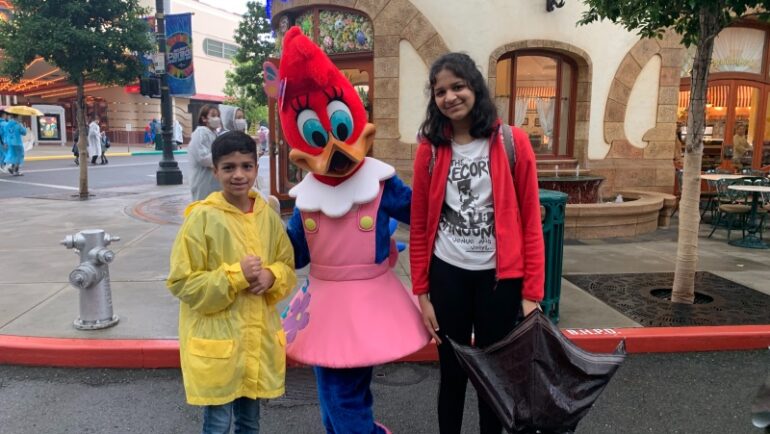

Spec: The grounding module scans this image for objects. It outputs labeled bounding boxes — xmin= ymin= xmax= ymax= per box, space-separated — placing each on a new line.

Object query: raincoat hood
xmin=185 ymin=189 xmax=265 ymax=217
xmin=219 ymin=104 xmax=241 ymax=132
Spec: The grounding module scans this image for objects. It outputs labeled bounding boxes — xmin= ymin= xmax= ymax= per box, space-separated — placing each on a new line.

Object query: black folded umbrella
xmin=448 ymin=310 xmax=626 ymax=434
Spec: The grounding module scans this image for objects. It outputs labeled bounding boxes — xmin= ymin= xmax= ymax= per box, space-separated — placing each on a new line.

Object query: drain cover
xmin=563 ymin=272 xmax=770 ymax=326
xmin=649 ymin=288 xmax=714 ymax=304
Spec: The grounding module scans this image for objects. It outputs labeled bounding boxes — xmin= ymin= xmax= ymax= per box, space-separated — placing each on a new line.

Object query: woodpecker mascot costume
xmin=264 ymin=27 xmax=429 ymax=433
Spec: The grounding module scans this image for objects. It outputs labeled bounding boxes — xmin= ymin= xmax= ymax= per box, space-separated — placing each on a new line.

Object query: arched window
xmin=496 ymin=51 xmax=577 ymax=158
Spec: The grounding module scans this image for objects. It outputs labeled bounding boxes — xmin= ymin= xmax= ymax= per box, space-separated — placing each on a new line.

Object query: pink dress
xmin=282 ymin=159 xmax=430 ymax=368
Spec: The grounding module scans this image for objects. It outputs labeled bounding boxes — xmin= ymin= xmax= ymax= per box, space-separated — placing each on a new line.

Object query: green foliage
xmin=228 ymin=1 xmax=275 ymax=106
xmin=578 ymin=0 xmax=770 ymax=47
xmin=0 ymin=0 xmax=154 ymax=85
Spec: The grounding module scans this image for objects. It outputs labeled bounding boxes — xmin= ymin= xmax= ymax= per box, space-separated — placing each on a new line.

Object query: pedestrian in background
xmin=0 ymin=110 xmax=8 ymax=173
xmin=410 ymin=52 xmax=545 ymax=434
xmin=151 ymin=118 xmax=162 ymax=150
xmin=188 ymin=104 xmax=221 ymax=201
xmin=100 ymin=130 xmax=110 ymax=165
xmin=87 ymin=116 xmax=102 ymax=165
xmin=172 ymin=118 xmax=183 ymax=150
xmin=2 ymin=114 xmax=27 ymax=176
xmin=257 ymin=121 xmax=269 ymax=155
xmin=144 ymin=123 xmax=153 ymax=147
xmin=167 ymin=131 xmax=296 ymax=434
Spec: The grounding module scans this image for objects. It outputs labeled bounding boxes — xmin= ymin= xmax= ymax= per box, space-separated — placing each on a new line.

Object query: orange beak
xmin=289 ymin=123 xmax=376 ymax=177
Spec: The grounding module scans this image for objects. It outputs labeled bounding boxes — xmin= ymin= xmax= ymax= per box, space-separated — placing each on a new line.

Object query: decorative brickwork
xmin=591 ymin=32 xmax=686 ymax=196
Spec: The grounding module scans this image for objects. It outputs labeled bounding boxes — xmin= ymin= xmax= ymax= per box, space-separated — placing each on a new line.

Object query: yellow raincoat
xmin=167 ymin=191 xmax=296 ymax=406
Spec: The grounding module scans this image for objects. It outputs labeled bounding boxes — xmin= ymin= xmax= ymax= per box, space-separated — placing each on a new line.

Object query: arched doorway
xmin=678 ymin=24 xmax=770 ymax=171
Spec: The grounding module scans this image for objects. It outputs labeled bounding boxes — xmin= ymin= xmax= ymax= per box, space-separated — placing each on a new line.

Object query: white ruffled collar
xmin=289 ymin=157 xmax=395 ymax=217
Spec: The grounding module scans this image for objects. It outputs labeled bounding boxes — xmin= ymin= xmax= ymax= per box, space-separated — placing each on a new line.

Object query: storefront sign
xmin=37 ymin=115 xmax=61 ymax=141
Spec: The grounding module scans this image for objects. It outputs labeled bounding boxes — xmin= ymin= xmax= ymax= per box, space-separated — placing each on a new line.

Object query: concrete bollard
xmin=61 ymin=229 xmax=120 ymax=330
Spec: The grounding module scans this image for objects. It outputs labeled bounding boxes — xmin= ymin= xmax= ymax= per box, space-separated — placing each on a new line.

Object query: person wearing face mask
xmin=189 ymin=104 xmax=222 ymax=201
xmin=219 ymin=105 xmax=248 ymax=134
xmin=172 ymin=118 xmax=184 ymax=150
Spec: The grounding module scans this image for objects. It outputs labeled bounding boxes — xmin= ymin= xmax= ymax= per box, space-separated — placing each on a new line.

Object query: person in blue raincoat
xmin=3 ymin=114 xmax=27 ymax=176
xmin=0 ymin=110 xmax=7 ymax=173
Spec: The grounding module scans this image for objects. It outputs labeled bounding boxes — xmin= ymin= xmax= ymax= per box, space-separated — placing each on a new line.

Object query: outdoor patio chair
xmin=700 ymin=169 xmax=719 ymax=220
xmin=708 ymin=178 xmax=751 ymax=241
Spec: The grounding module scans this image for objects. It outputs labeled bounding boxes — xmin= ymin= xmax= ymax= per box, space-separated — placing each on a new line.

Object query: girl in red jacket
xmin=410 ymin=52 xmax=545 ymax=434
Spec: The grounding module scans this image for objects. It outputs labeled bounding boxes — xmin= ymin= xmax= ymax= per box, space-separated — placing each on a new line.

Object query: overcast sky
xmin=198 ymin=0 xmax=262 ymax=16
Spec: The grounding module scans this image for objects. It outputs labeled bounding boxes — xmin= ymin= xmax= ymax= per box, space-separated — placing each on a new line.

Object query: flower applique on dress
xmin=282 ymin=280 xmax=311 ymax=344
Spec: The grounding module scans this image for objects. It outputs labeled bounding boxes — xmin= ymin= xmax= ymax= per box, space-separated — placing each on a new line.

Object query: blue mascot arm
xmin=380 ymin=176 xmax=411 ymax=224
xmin=287 ymin=207 xmax=311 ymax=269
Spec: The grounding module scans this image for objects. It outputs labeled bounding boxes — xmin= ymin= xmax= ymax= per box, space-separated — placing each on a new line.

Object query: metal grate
xmin=563 ymin=272 xmax=770 ymax=326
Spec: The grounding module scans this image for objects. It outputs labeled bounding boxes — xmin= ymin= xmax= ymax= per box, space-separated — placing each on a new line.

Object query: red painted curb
xmin=2 ymin=325 xmax=769 ymax=368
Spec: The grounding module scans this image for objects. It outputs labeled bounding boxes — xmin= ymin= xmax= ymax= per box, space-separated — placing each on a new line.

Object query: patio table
xmin=727 ymin=184 xmax=770 ymax=249
xmin=699 ymin=174 xmax=752 ymax=221
xmin=700 ymin=174 xmax=751 ymax=181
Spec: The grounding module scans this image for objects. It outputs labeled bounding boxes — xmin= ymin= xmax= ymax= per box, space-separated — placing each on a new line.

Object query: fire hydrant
xmin=61 ymin=229 xmax=120 ymax=330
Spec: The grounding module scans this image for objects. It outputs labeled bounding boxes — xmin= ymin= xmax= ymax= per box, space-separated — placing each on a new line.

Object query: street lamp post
xmin=155 ymin=0 xmax=183 ymax=186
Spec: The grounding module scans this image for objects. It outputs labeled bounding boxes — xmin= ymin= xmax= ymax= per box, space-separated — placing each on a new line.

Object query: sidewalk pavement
xmin=24 ymin=143 xmax=186 ymax=162
xmin=2 ymin=151 xmax=770 ymax=368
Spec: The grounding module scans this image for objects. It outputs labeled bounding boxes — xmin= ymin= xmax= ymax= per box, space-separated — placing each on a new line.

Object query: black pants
xmin=429 ymin=255 xmax=523 ymax=434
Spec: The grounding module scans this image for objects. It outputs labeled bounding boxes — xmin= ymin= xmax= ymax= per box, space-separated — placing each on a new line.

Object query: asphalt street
xmin=0 ymin=155 xmax=191 ymax=199
xmin=0 ymin=351 xmax=767 ymax=434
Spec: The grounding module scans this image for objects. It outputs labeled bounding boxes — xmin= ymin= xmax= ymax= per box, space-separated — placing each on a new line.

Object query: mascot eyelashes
xmin=265 ymin=27 xmax=429 ymax=433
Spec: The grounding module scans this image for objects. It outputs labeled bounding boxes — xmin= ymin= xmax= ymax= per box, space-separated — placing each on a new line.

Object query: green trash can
xmin=538 ymin=189 xmax=568 ymax=324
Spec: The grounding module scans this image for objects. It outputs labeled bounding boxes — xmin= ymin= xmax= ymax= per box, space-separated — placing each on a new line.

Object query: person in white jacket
xmin=172 ymin=119 xmax=184 ymax=150
xmin=87 ymin=117 xmax=102 ymax=165
xmin=188 ymin=104 xmax=221 ymax=201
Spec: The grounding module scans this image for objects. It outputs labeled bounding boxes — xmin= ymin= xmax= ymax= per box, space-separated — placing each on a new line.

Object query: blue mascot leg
xmin=313 ymin=366 xmax=386 ymax=434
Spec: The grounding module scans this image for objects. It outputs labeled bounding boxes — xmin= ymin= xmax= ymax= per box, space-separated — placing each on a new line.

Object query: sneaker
xmin=0 ymin=165 xmax=7 ymax=174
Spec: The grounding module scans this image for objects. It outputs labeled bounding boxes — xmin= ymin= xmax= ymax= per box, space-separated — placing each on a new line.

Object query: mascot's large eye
xmin=327 ymin=100 xmax=353 ymax=141
xmin=297 ymin=110 xmax=328 ymax=148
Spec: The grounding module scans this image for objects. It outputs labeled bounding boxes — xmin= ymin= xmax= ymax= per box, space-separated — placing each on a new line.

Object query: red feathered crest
xmin=265 ymin=26 xmax=374 ymax=178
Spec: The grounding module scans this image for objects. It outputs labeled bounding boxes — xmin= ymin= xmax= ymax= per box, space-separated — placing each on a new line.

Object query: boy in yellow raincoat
xmin=167 ymin=131 xmax=296 ymax=434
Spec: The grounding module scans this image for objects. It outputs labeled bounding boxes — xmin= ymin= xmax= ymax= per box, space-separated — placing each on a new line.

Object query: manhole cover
xmin=649 ymin=288 xmax=714 ymax=304
xmin=129 ymin=193 xmax=188 ymax=224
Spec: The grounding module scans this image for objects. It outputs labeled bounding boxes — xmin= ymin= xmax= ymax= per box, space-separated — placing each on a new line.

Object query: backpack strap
xmin=501 ymin=124 xmax=516 ymax=175
xmin=428 ymin=125 xmax=516 ymax=177
xmin=428 ymin=144 xmax=437 ymax=177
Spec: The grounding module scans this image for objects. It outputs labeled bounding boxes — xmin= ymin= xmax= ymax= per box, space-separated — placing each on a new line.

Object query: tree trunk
xmin=76 ymin=78 xmax=89 ymax=199
xmin=671 ymin=8 xmax=721 ymax=304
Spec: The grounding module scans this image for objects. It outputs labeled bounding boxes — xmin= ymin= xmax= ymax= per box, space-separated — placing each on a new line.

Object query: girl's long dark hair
xmin=419 ymin=52 xmax=498 ymax=146
xmin=197 ymin=104 xmax=217 ymax=126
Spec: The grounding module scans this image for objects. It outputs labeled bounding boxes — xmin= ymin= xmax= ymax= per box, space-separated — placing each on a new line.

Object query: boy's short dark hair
xmin=212 ymin=131 xmax=258 ymax=166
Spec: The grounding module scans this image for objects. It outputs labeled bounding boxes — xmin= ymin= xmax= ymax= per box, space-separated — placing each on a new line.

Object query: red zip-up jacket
xmin=409 ymin=122 xmax=545 ymax=301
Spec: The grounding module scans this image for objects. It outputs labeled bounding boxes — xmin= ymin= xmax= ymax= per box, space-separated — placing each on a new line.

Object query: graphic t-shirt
xmin=434 ymin=138 xmax=496 ymax=270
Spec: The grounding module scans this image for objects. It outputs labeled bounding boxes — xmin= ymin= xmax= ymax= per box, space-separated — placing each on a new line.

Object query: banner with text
xmin=165 ymin=13 xmax=196 ymax=96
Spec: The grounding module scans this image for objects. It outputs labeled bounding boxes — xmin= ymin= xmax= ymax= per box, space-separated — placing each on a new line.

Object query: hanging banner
xmin=165 ymin=13 xmax=196 ymax=96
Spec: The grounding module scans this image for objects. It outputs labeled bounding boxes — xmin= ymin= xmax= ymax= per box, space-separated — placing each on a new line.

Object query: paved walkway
xmin=2 ymin=147 xmax=770 ymax=367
